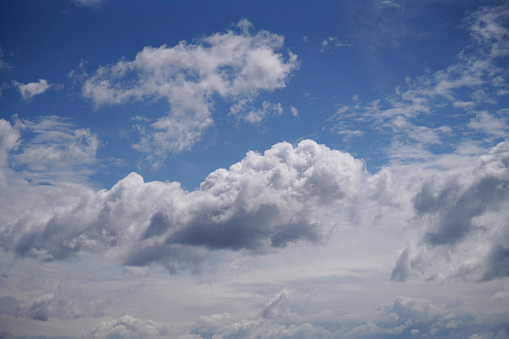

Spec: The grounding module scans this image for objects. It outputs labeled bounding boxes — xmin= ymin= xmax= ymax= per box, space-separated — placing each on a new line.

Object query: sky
xmin=1 ymin=0 xmax=509 ymax=338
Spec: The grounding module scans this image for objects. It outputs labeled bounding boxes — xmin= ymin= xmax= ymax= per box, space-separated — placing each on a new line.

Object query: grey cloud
xmin=390 ymin=247 xmax=411 ymax=282
xmin=414 ymin=144 xmax=509 ymax=246
xmin=482 ymin=244 xmax=509 ymax=281
xmin=261 ymin=289 xmax=288 ymax=319
xmin=393 ymin=141 xmax=509 ymax=282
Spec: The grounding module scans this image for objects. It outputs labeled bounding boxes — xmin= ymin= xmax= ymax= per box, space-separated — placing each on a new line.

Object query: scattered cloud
xmin=290 ymin=106 xmax=298 ymax=118
xmin=326 ymin=4 xmax=509 ymax=159
xmin=320 ymin=37 xmax=351 ymax=52
xmin=83 ymin=19 xmax=298 ymax=164
xmin=72 ymin=0 xmax=103 ymax=8
xmin=13 ymin=79 xmax=53 ymax=101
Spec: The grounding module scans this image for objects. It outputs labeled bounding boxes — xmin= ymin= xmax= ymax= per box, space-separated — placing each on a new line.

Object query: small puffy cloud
xmin=83 ymin=20 xmax=298 ymax=161
xmin=320 ymin=37 xmax=351 ymax=52
xmin=13 ymin=79 xmax=52 ymax=101
xmin=290 ymin=106 xmax=298 ymax=117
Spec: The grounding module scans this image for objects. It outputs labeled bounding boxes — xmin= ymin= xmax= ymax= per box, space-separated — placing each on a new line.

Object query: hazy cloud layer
xmin=82 ymin=19 xmax=298 ymax=163
xmin=83 ymin=295 xmax=509 ymax=339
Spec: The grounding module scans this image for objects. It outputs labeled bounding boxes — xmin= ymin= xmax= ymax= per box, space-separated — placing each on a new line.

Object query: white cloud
xmin=290 ymin=106 xmax=298 ymax=117
xmin=326 ymin=5 xmax=509 ymax=160
xmin=72 ymin=0 xmax=102 ymax=8
xmin=230 ymin=100 xmax=284 ymax=124
xmin=0 ymin=137 xmax=365 ymax=271
xmin=10 ymin=116 xmax=99 ymax=184
xmin=469 ymin=111 xmax=509 ymax=138
xmin=320 ymin=37 xmax=351 ymax=52
xmin=13 ymin=79 xmax=52 ymax=101
xmin=83 ymin=20 xmax=298 ymax=162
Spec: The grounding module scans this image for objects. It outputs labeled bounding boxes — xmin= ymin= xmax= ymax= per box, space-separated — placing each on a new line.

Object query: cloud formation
xmin=84 ymin=295 xmax=509 ymax=339
xmin=82 ymin=19 xmax=298 ymax=163
xmin=327 ymin=4 xmax=509 ymax=154
xmin=13 ymin=79 xmax=52 ymax=101
xmin=0 ymin=130 xmax=364 ymax=272
xmin=392 ymin=141 xmax=509 ymax=282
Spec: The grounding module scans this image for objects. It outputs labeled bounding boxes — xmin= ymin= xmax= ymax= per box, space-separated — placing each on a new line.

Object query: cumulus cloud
xmin=2 ymin=114 xmax=509 ymax=285
xmin=13 ymin=79 xmax=52 ymax=101
xmin=0 ymin=137 xmax=364 ymax=272
xmin=83 ymin=19 xmax=298 ymax=163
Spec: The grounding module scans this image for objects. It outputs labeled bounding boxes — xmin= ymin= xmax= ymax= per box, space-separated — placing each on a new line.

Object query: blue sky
xmin=1 ymin=1 xmax=509 ymax=338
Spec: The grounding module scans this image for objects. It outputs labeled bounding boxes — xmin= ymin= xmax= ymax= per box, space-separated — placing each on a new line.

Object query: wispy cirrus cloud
xmin=327 ymin=4 xmax=509 ymax=158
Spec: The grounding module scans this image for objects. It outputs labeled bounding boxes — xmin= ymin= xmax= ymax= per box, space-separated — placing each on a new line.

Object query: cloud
xmin=290 ymin=106 xmax=298 ymax=118
xmin=0 ymin=119 xmax=21 ymax=167
xmin=72 ymin=0 xmax=102 ymax=8
xmin=0 ymin=137 xmax=364 ymax=272
xmin=91 ymin=295 xmax=509 ymax=339
xmin=87 ymin=315 xmax=175 ymax=339
xmin=326 ymin=5 xmax=509 ymax=159
xmin=392 ymin=141 xmax=509 ymax=282
xmin=0 ymin=46 xmax=9 ymax=70
xmin=13 ymin=79 xmax=52 ymax=101
xmin=9 ymin=116 xmax=99 ymax=184
xmin=320 ymin=37 xmax=351 ymax=52
xmin=469 ymin=111 xmax=509 ymax=138
xmin=82 ymin=19 xmax=298 ymax=163
xmin=261 ymin=289 xmax=288 ymax=319
xmin=230 ymin=100 xmax=284 ymax=124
